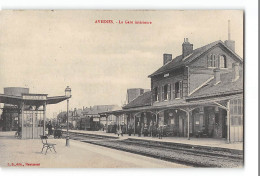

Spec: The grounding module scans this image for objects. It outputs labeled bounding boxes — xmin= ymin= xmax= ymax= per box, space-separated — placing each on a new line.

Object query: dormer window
xmin=207 ymin=54 xmax=217 ymax=68
xmin=219 ymin=55 xmax=227 ymax=68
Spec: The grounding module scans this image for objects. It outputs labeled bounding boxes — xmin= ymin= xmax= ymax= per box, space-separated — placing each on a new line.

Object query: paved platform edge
xmin=126 ymin=138 xmax=243 ymax=153
xmin=63 ymin=130 xmax=243 ymax=153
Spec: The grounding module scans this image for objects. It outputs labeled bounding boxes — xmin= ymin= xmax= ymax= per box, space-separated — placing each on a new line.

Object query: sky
xmin=0 ymin=10 xmax=243 ymax=118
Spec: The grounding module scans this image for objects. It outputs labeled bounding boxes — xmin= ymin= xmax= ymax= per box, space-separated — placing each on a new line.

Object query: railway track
xmin=64 ymin=131 xmax=243 ymax=168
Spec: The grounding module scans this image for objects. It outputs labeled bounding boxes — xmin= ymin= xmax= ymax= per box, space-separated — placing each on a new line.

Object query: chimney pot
xmin=225 ymin=20 xmax=235 ymax=52
xmin=213 ymin=68 xmax=221 ymax=84
xmin=182 ymin=38 xmax=193 ymax=58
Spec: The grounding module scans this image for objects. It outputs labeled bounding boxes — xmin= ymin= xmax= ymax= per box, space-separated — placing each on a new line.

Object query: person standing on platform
xmin=158 ymin=121 xmax=163 ymax=139
xmin=143 ymin=123 xmax=148 ymax=136
xmin=148 ymin=121 xmax=152 ymax=137
xmin=47 ymin=121 xmax=53 ymax=136
xmin=120 ymin=124 xmax=124 ymax=136
xmin=128 ymin=124 xmax=132 ymax=136
xmin=117 ymin=124 xmax=123 ymax=137
xmin=137 ymin=122 xmax=141 ymax=137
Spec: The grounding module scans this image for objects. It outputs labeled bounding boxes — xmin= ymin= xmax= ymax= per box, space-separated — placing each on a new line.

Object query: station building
xmin=101 ymin=38 xmax=243 ymax=143
xmin=0 ymin=87 xmax=70 ymax=139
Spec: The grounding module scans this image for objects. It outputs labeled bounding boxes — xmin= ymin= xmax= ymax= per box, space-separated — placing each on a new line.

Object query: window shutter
xmin=213 ymin=55 xmax=216 ymax=67
xmin=158 ymin=86 xmax=161 ymax=101
xmin=162 ymin=86 xmax=164 ymax=101
xmin=217 ymin=55 xmax=220 ymax=68
xmin=180 ymin=81 xmax=183 ymax=98
xmin=211 ymin=55 xmax=214 ymax=67
xmin=172 ymin=83 xmax=175 ymax=99
xmin=207 ymin=55 xmax=209 ymax=67
xmin=156 ymin=87 xmax=159 ymax=101
xmin=152 ymin=88 xmax=156 ymax=101
xmin=214 ymin=55 xmax=218 ymax=67
xmin=208 ymin=55 xmax=212 ymax=67
xmin=168 ymin=84 xmax=171 ymax=100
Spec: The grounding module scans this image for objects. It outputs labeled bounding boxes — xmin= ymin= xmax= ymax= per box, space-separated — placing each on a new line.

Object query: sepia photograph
xmin=0 ymin=10 xmax=244 ymax=168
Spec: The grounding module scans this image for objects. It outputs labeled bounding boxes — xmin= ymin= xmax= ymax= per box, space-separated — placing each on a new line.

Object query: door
xmin=22 ymin=111 xmax=33 ymax=139
xmin=22 ymin=110 xmax=44 ymax=139
xmin=179 ymin=117 xmax=184 ymax=137
xmin=222 ymin=115 xmax=227 ymax=138
xmin=33 ymin=111 xmax=44 ymax=138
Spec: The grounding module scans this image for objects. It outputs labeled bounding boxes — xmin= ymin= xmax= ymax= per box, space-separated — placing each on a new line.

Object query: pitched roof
xmin=123 ymin=91 xmax=152 ymax=109
xmin=187 ymin=69 xmax=243 ymax=100
xmin=148 ymin=40 xmax=243 ymax=77
xmin=0 ymin=94 xmax=69 ymax=106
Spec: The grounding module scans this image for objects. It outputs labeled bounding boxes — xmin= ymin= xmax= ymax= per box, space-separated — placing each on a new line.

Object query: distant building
xmin=126 ymin=88 xmax=150 ymax=104
xmin=82 ymin=105 xmax=121 ymax=131
xmin=56 ymin=105 xmax=121 ymax=131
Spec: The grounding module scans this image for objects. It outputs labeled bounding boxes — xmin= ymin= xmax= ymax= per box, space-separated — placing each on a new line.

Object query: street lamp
xmin=65 ymin=86 xmax=71 ymax=147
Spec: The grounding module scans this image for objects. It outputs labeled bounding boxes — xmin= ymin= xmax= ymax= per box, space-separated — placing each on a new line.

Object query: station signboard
xmin=22 ymin=95 xmax=47 ymax=100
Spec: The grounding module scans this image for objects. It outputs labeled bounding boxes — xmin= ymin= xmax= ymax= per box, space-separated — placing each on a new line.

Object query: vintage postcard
xmin=0 ymin=10 xmax=243 ymax=168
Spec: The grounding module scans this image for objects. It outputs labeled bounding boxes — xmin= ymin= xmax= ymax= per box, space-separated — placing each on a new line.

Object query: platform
xmin=0 ymin=131 xmax=187 ymax=168
xmin=64 ymin=129 xmax=243 ymax=151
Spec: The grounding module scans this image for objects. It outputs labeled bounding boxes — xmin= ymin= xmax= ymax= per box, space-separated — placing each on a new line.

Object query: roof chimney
xmin=213 ymin=68 xmax=221 ymax=85
xmin=182 ymin=38 xmax=193 ymax=58
xmin=163 ymin=54 xmax=172 ymax=65
xmin=224 ymin=20 xmax=235 ymax=52
xmin=232 ymin=63 xmax=240 ymax=82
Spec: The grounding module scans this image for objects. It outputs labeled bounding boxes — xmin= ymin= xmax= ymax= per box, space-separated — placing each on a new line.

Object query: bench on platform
xmin=40 ymin=135 xmax=56 ymax=155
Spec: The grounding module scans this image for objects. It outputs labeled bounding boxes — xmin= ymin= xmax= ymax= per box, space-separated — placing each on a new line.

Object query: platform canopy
xmin=0 ymin=93 xmax=69 ymax=107
xmin=99 ymin=93 xmax=242 ymax=116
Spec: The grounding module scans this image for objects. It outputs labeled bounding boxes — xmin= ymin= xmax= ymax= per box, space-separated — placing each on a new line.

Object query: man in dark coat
xmin=47 ymin=121 xmax=53 ymax=136
xmin=137 ymin=122 xmax=141 ymax=137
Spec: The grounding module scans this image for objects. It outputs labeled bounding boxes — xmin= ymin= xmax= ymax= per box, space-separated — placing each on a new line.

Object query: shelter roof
xmin=123 ymin=91 xmax=152 ymax=109
xmin=0 ymin=94 xmax=69 ymax=106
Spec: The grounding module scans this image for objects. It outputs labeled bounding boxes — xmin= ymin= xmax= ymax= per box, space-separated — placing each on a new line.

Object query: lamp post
xmin=65 ymin=86 xmax=71 ymax=147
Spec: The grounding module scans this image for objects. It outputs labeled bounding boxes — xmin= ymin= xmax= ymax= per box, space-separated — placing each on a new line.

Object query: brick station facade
xmin=101 ymin=38 xmax=243 ymax=143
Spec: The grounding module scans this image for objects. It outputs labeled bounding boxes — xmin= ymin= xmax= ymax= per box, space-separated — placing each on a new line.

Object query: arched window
xmin=219 ymin=55 xmax=227 ymax=68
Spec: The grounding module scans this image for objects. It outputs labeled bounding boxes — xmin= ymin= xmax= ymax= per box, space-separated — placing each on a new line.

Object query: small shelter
xmin=0 ymin=87 xmax=70 ymax=139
